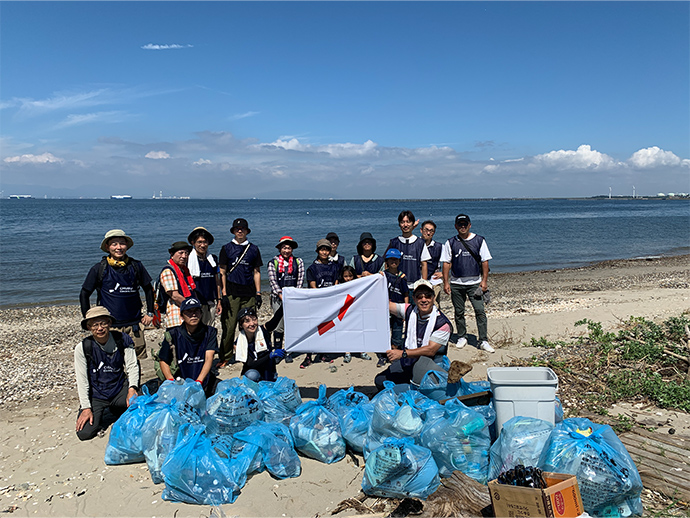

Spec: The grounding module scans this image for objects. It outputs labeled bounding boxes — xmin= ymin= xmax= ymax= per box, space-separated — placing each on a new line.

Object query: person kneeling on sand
xmin=157 ymin=297 xmax=219 ymax=397
xmin=75 ymin=307 xmax=140 ymax=441
xmin=235 ymin=306 xmax=286 ymax=382
xmin=374 ymin=279 xmax=450 ymax=392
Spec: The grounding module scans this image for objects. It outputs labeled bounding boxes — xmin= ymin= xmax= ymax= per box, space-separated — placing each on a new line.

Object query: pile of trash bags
xmin=104 ymin=375 xmax=642 ymax=516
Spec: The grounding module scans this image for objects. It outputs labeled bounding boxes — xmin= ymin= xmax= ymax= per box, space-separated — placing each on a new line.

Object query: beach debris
xmin=420 ymin=470 xmax=492 ymax=518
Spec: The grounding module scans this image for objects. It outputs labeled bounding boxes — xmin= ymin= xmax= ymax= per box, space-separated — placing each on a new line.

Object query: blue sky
xmin=1 ymin=1 xmax=688 ymax=198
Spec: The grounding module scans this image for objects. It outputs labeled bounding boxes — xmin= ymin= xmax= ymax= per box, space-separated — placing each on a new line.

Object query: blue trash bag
xmin=421 ymin=400 xmax=490 ymax=483
xmin=155 ymin=378 xmax=207 ymax=412
xmin=257 ymin=376 xmax=302 ymax=425
xmin=141 ymin=398 xmax=203 ymax=484
xmin=161 ymin=423 xmax=257 ymax=505
xmin=539 ymin=417 xmax=643 ymax=517
xmin=362 ymin=437 xmax=440 ymax=500
xmin=438 ymin=355 xmax=451 ymax=371
xmin=204 ymin=382 xmax=264 ymax=436
xmin=459 ymin=379 xmax=491 ymax=396
xmin=338 ymin=401 xmax=374 ymax=454
xmin=234 ymin=420 xmax=301 ymax=479
xmin=209 ymin=433 xmax=264 ymax=476
xmin=418 ymin=370 xmax=448 ymax=402
xmin=488 ymin=416 xmax=554 ymax=481
xmin=216 ymin=376 xmax=260 ymax=397
xmin=289 ymin=384 xmax=346 ymax=464
xmin=104 ymin=385 xmax=163 ymax=465
xmin=399 ymin=389 xmax=444 ymax=419
xmin=363 ymin=382 xmax=403 ymax=458
xmin=327 ymin=386 xmax=369 ymax=416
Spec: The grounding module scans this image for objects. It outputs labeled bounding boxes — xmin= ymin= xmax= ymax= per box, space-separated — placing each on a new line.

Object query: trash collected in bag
xmin=362 ymin=437 xmax=440 ymax=500
xmin=488 ymin=415 xmax=554 ymax=481
xmin=155 ymin=378 xmax=207 ymax=411
xmin=161 ymin=423 xmax=256 ymax=505
xmin=205 ymin=382 xmax=264 ymax=436
xmin=338 ymin=401 xmax=374 ymax=454
xmin=233 ymin=420 xmax=301 ymax=479
xmin=104 ymin=385 xmax=162 ymax=465
xmin=418 ymin=369 xmax=448 ymax=401
xmin=209 ymin=433 xmax=264 ymax=475
xmin=539 ymin=417 xmax=643 ymax=517
xmin=216 ymin=376 xmax=260 ymax=397
xmin=289 ymin=384 xmax=346 ymax=464
xmin=142 ymin=398 xmax=203 ymax=484
xmin=420 ymin=399 xmax=490 ymax=483
xmin=327 ymin=386 xmax=369 ymax=415
xmin=257 ymin=376 xmax=302 ymax=425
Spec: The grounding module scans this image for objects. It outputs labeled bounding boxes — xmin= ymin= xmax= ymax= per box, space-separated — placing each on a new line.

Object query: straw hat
xmin=81 ymin=306 xmax=114 ymax=330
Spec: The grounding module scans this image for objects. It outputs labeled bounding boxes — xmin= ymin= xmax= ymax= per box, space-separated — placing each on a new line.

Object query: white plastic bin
xmin=487 ymin=367 xmax=558 ymax=433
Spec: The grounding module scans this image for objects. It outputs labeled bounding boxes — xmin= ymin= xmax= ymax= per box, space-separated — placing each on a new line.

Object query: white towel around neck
xmin=188 ymin=249 xmax=216 ymax=278
xmin=235 ymin=326 xmax=268 ymax=363
xmin=404 ymin=306 xmax=438 ymax=350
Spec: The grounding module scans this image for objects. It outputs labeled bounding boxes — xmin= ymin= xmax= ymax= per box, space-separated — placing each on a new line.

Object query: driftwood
xmin=420 ymin=470 xmax=492 ymax=518
xmin=447 ymin=361 xmax=473 ymax=384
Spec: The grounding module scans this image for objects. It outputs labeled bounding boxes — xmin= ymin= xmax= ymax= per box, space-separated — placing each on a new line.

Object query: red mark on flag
xmin=318 ymin=294 xmax=356 ymax=335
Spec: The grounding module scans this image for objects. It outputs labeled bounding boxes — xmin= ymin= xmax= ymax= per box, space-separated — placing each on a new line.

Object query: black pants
xmin=76 ymin=383 xmax=129 ymax=441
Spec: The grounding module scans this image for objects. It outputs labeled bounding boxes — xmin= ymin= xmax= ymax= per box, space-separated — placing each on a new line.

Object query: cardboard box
xmin=489 ymin=472 xmax=584 ymax=518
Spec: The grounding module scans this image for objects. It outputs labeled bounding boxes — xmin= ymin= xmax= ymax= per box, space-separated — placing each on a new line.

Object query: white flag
xmin=283 ymin=274 xmax=390 ymax=354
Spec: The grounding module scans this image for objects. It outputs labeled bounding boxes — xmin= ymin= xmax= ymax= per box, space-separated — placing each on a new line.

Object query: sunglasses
xmin=414 ymin=292 xmax=434 ymax=300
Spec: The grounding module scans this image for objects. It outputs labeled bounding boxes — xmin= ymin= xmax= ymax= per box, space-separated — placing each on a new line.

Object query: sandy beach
xmin=1 ymin=255 xmax=688 ymax=517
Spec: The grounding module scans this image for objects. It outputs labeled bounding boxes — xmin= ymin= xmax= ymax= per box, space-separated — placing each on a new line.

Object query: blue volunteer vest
xmin=308 ymin=261 xmax=340 ymax=288
xmin=353 ymin=254 xmax=384 ymax=276
xmin=85 ymin=332 xmax=128 ymax=401
xmin=425 ymin=242 xmax=442 ymax=279
xmin=388 ymin=237 xmax=426 ymax=284
xmin=167 ymin=325 xmax=217 ymax=388
xmin=193 ymin=255 xmax=219 ymax=304
xmin=98 ymin=263 xmax=143 ymax=325
xmin=448 ymin=235 xmax=485 ymax=278
xmin=273 ymin=256 xmax=302 ymax=288
xmin=384 ymin=270 xmax=408 ymax=303
xmin=403 ymin=305 xmax=452 ymax=350
xmin=223 ymin=242 xmax=261 ymax=286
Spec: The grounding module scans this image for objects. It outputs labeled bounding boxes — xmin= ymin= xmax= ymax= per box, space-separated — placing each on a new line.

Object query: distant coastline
xmin=2 ymin=195 xmax=689 ymax=201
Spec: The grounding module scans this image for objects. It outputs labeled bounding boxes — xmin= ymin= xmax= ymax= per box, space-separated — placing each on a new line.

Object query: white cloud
xmin=193 ymin=158 xmax=212 ymax=165
xmin=3 ymin=152 xmax=64 ymax=164
xmin=628 ymin=146 xmax=690 ymax=169
xmin=533 ymin=144 xmax=620 ymax=170
xmin=231 ymin=111 xmax=259 ymax=120
xmin=53 ymin=111 xmax=129 ymax=129
xmin=145 ymin=151 xmax=170 ymax=159
xmin=141 ymin=43 xmax=193 ymax=50
xmin=258 ymin=138 xmax=380 ymax=158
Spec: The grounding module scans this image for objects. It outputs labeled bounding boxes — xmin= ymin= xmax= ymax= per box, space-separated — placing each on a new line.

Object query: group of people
xmin=75 ymin=210 xmax=493 ymax=440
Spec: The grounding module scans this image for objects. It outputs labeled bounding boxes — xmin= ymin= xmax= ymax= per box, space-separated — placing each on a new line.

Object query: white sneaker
xmin=455 ymin=337 xmax=468 ymax=349
xmin=479 ymin=341 xmax=495 ymax=353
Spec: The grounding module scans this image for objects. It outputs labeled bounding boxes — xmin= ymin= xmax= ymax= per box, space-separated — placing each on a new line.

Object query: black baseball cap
xmin=455 ymin=214 xmax=471 ymax=226
xmin=326 ymin=232 xmax=339 ymax=242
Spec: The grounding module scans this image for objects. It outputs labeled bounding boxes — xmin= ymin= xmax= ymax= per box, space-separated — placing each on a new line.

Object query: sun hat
xmin=169 ymin=241 xmax=193 ymax=255
xmin=187 ymin=227 xmax=214 ymax=246
xmin=384 ymin=248 xmax=403 ymax=260
xmin=326 ymin=232 xmax=340 ymax=243
xmin=180 ymin=297 xmax=202 ymax=312
xmin=455 ymin=214 xmax=471 ymax=226
xmin=357 ymin=232 xmax=377 ymax=255
xmin=230 ymin=218 xmax=251 ymax=234
xmin=276 ymin=236 xmax=298 ymax=249
xmin=237 ymin=306 xmax=258 ymax=322
xmin=412 ymin=279 xmax=434 ymax=295
xmin=81 ymin=306 xmax=114 ymax=330
xmin=316 ymin=238 xmax=332 ymax=252
xmin=100 ymin=229 xmax=134 ymax=253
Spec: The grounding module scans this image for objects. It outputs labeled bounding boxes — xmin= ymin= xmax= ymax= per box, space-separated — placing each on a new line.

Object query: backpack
xmin=82 ymin=331 xmax=126 ymax=366
xmin=152 ymin=266 xmax=174 ymax=328
xmin=96 ymin=257 xmax=142 ymax=287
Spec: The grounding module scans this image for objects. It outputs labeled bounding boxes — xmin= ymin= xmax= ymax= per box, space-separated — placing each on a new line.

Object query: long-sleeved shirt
xmin=74 ymin=333 xmax=139 ymax=410
xmin=267 ymin=255 xmax=305 ymax=297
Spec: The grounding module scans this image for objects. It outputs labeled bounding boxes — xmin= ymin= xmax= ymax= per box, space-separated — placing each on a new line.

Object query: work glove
xmin=255 ymin=293 xmax=263 ymax=310
xmin=270 ymin=348 xmax=286 ymax=362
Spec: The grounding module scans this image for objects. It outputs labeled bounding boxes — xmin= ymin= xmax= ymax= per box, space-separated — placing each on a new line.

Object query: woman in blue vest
xmin=235 ymin=306 xmax=286 ymax=382
xmin=267 ymin=236 xmax=305 ymax=361
xmin=158 ymin=297 xmax=219 ymax=397
xmin=74 ymin=307 xmax=140 ymax=441
xmin=349 ymin=232 xmax=384 ymax=277
xmin=301 ymin=239 xmax=341 ymax=368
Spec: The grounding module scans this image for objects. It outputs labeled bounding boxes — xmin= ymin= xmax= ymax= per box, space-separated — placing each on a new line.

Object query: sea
xmin=1 ymin=198 xmax=688 ymax=309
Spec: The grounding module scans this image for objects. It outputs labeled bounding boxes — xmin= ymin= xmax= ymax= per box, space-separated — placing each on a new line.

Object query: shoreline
xmin=2 ymin=253 xmax=688 ymax=311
